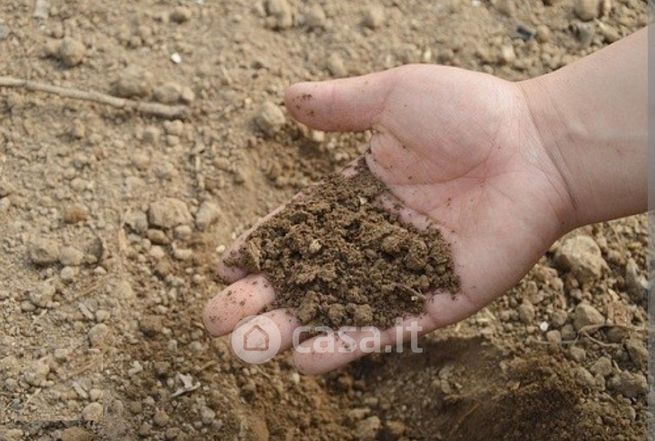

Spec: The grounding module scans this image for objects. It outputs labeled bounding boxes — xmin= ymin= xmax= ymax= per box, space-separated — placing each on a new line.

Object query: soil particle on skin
xmin=229 ymin=161 xmax=460 ymax=328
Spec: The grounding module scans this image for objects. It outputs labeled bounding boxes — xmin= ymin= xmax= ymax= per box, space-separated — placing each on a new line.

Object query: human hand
xmin=203 ymin=64 xmax=576 ymax=374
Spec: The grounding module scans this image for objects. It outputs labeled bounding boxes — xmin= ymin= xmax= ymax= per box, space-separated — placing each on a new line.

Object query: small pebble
xmin=63 ymin=204 xmax=88 ymax=223
xmin=149 ymin=198 xmax=192 ymax=229
xmin=24 ymin=357 xmax=50 ymax=386
xmin=88 ymin=323 xmax=111 ymax=347
xmin=327 ymin=53 xmax=347 ymax=77
xmin=196 ymin=201 xmax=220 ymax=231
xmin=170 ymin=6 xmax=192 ymax=23
xmin=254 ymin=101 xmax=286 ymax=137
xmin=28 ymin=238 xmax=60 ymax=266
xmin=59 ymin=246 xmax=84 ymax=266
xmin=574 ymin=0 xmax=600 ymax=21
xmin=57 ymin=38 xmax=86 ymax=67
xmin=573 ymin=302 xmax=604 ymax=331
xmin=154 ymin=409 xmax=170 ymax=427
xmin=29 ymin=283 xmax=56 ymax=308
xmin=362 ymin=6 xmax=385 ymax=29
xmin=81 ymin=402 xmax=103 ymax=421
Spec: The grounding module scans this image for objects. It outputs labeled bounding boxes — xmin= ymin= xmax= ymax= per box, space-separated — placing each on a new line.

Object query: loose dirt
xmin=229 ymin=160 xmax=459 ymax=328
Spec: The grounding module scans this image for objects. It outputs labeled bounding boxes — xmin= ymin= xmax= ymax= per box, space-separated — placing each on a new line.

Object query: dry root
xmin=0 ymin=76 xmax=189 ymax=119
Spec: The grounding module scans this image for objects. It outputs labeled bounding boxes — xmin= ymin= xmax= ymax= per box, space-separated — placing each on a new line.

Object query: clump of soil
xmin=228 ymin=160 xmax=460 ymax=328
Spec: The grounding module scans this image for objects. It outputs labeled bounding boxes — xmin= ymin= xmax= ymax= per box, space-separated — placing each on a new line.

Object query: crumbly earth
xmin=230 ymin=162 xmax=459 ymax=328
xmin=0 ymin=0 xmax=649 ymax=440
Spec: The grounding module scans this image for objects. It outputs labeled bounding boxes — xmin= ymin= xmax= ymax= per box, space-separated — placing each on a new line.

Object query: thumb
xmin=284 ymin=69 xmax=396 ymax=132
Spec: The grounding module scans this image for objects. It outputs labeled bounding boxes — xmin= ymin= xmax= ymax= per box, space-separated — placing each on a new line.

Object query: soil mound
xmin=230 ymin=160 xmax=460 ymax=328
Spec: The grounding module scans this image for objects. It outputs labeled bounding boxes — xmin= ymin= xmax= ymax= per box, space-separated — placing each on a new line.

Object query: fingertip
xmin=203 ymin=274 xmax=276 ymax=337
xmin=217 ymin=256 xmax=247 ymax=284
xmin=203 ymin=297 xmax=230 ymax=337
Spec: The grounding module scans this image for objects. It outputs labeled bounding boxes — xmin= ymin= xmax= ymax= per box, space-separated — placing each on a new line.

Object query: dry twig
xmin=0 ymin=76 xmax=189 ymax=119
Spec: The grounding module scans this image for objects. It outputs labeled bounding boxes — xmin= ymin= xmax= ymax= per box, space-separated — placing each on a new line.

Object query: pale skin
xmin=204 ymin=27 xmax=647 ymax=374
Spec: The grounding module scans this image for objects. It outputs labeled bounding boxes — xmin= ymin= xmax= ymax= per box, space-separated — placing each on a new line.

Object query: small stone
xmin=60 ymin=266 xmax=77 ymax=283
xmin=89 ymin=388 xmax=103 ymax=401
xmin=142 ymin=126 xmax=161 ymax=144
xmin=174 ymin=225 xmax=192 ymax=240
xmin=554 ymin=235 xmax=606 ymax=283
xmin=254 ymin=101 xmax=286 ymax=137
xmin=148 ymin=198 xmax=192 ymax=229
xmin=545 ymin=330 xmax=561 ymax=344
xmin=154 ymin=82 xmax=182 ymax=104
xmin=494 ymin=0 xmax=515 ymax=16
xmin=63 ymin=204 xmax=88 ymax=223
xmin=24 ymin=357 xmax=50 ymax=386
xmin=88 ymin=323 xmax=111 ymax=347
xmin=304 ymin=3 xmax=326 ymax=28
xmin=550 ymin=309 xmax=568 ymax=328
xmin=170 ymin=52 xmax=182 ymax=64
xmin=140 ymin=315 xmax=163 ymax=337
xmin=517 ymin=302 xmax=535 ymax=324
xmin=609 ymin=371 xmax=648 ymax=398
xmin=327 ymin=53 xmax=347 ymax=77
xmin=59 ymin=246 xmax=84 ymax=266
xmin=575 ymin=366 xmax=596 ymax=388
xmin=147 ymin=229 xmax=170 ymax=245
xmin=569 ymin=346 xmax=586 ymax=362
xmin=625 ymin=338 xmax=648 ymax=369
xmin=266 ymin=0 xmax=293 ymax=29
xmin=170 ymin=6 xmax=192 ymax=23
xmin=173 ymin=248 xmax=193 ymax=261
xmin=61 ymin=427 xmax=93 ymax=441
xmin=573 ymin=302 xmax=605 ymax=331
xmin=154 ymin=409 xmax=170 ymax=427
xmin=0 ymin=24 xmax=7 ymax=41
xmin=590 ymin=356 xmax=613 ymax=377
xmin=28 ymin=238 xmax=60 ymax=265
xmin=362 ymin=6 xmax=385 ymax=29
xmin=196 ymin=201 xmax=220 ymax=231
xmin=499 ymin=45 xmax=516 ymax=65
xmin=180 ymin=86 xmax=195 ymax=104
xmin=29 ymin=283 xmax=56 ymax=308
xmin=81 ymin=402 xmax=103 ymax=421
xmin=33 ymin=0 xmax=49 ymax=19
xmin=536 ymin=25 xmax=552 ymax=43
xmin=113 ymin=66 xmax=153 ymax=98
xmin=574 ymin=0 xmax=600 ymax=21
xmin=624 ymin=259 xmax=647 ymax=299
xmin=95 ymin=309 xmax=110 ymax=322
xmin=355 ymin=416 xmax=381 ymax=441
xmin=58 ymin=38 xmax=85 ymax=67
xmin=561 ymin=324 xmax=576 ymax=340
xmin=200 ymin=406 xmax=216 ymax=425
xmin=54 ymin=348 xmax=70 ymax=362
xmin=575 ymin=22 xmax=595 ymax=47
xmin=125 ymin=210 xmax=148 ymax=234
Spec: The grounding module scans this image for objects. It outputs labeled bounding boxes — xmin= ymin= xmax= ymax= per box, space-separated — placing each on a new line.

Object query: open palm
xmin=204 ymin=65 xmax=574 ymax=374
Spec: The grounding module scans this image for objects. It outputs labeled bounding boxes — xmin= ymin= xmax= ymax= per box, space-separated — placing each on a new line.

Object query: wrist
xmin=517 ymin=74 xmax=582 ymax=234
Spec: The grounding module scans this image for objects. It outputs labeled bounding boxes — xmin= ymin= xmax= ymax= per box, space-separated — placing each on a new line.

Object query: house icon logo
xmin=243 ymin=324 xmax=269 ymax=352
xmin=231 ymin=315 xmax=281 ymax=364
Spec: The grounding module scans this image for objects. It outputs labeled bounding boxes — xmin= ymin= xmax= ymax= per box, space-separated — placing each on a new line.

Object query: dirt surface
xmin=228 ymin=161 xmax=459 ymax=328
xmin=0 ymin=0 xmax=650 ymax=440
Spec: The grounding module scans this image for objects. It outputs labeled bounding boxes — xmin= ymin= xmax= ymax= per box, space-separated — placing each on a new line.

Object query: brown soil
xmin=228 ymin=161 xmax=459 ymax=328
xmin=0 ymin=0 xmax=648 ymax=440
